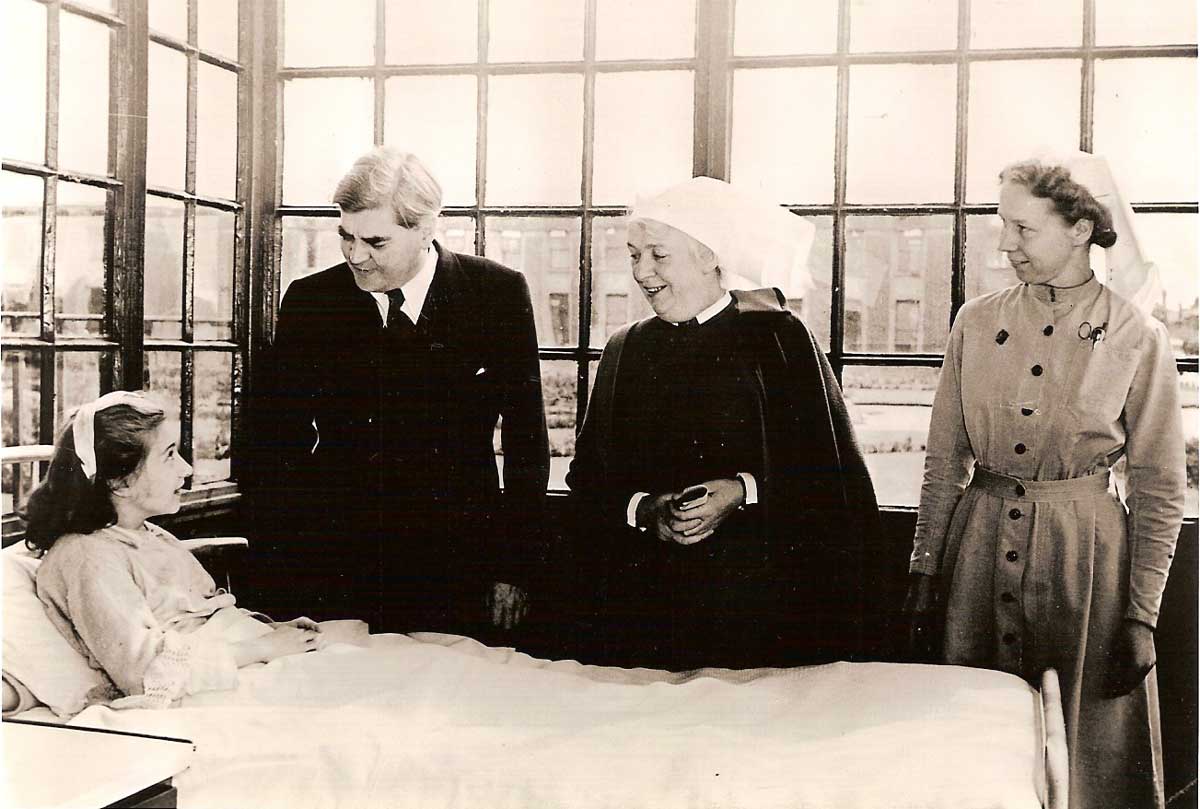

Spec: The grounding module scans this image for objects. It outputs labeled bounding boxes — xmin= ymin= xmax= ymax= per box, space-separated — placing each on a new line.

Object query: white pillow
xmin=2 ymin=543 xmax=107 ymax=717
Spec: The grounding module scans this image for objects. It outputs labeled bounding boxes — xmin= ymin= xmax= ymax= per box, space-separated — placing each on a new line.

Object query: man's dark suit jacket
xmin=244 ymin=242 xmax=550 ymax=633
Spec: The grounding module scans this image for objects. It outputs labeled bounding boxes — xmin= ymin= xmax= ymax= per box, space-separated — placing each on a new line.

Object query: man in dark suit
xmin=246 ymin=147 xmax=549 ymax=637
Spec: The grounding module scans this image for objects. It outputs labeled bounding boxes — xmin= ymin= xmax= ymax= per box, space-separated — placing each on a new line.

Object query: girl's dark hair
xmin=22 ymin=402 xmax=165 ymax=554
xmin=999 ymin=161 xmax=1118 ymax=248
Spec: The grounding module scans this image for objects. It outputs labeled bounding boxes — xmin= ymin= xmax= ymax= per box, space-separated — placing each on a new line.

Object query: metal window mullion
xmin=695 ymin=0 xmax=731 ymax=180
xmin=474 ymin=0 xmax=489 ymax=255
xmin=374 ymin=0 xmax=386 ymax=145
xmin=949 ymin=0 xmax=971 ymax=325
xmin=576 ymin=0 xmax=597 ymax=415
xmin=1080 ymin=0 xmax=1096 ymax=152
xmin=828 ymin=0 xmax=852 ymax=380
xmin=180 ymin=348 xmax=196 ymax=474
xmin=230 ymin=0 xmax=257 ymax=484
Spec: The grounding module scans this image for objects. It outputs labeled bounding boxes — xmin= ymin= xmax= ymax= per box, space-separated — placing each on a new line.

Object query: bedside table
xmin=2 ymin=718 xmax=194 ymax=808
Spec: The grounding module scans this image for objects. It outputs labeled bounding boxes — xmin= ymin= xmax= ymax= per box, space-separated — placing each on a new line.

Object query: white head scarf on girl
xmin=629 ymin=177 xmax=817 ymax=294
xmin=71 ymin=391 xmax=160 ymax=481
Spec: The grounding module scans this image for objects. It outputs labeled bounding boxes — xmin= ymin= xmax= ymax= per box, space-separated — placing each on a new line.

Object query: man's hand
xmin=1103 ymin=620 xmax=1156 ymax=698
xmin=636 ymin=479 xmax=745 ymax=545
xmin=903 ymin=573 xmax=939 ymax=661
xmin=487 ymin=582 xmax=529 ymax=629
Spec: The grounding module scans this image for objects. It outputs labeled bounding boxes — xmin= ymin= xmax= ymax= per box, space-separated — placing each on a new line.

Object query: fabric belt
xmin=970 ymin=465 xmax=1112 ymax=503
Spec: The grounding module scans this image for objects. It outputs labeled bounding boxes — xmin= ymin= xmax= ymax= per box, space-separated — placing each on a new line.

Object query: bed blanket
xmin=67 ymin=633 xmax=1046 ymax=809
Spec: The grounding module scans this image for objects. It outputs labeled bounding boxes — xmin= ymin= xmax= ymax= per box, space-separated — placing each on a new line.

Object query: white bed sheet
xmin=64 ymin=633 xmax=1046 ymax=809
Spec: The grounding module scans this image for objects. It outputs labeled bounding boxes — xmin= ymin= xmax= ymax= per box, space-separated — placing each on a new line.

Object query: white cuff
xmin=627 ymin=492 xmax=650 ymax=530
xmin=736 ymin=472 xmax=759 ymax=505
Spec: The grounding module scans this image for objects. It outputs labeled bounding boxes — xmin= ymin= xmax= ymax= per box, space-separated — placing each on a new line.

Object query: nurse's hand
xmin=1103 ymin=620 xmax=1156 ymax=698
xmin=903 ymin=573 xmax=939 ymax=662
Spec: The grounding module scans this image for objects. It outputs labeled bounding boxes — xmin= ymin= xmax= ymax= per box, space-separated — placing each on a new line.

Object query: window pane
xmin=966 ymin=60 xmax=1080 ymax=203
xmin=3 ymin=1 xmax=46 ymax=164
xmin=194 ymin=351 xmax=233 ymax=484
xmin=59 ymin=12 xmax=110 ymax=176
xmin=2 ymin=350 xmax=42 ymax=514
xmin=2 ymin=172 xmax=43 ymax=337
xmin=541 ymin=360 xmax=578 ymax=491
xmin=782 ymin=215 xmax=833 ymax=351
xmin=385 ymin=75 xmax=477 ymax=206
xmin=844 ymin=215 xmax=952 ymax=353
xmin=1134 ymin=214 xmax=1199 ymax=358
xmin=149 ymin=0 xmax=188 ymax=40
xmin=280 ymin=216 xmax=344 ymax=301
xmin=847 ymin=65 xmax=956 ymax=204
xmin=197 ymin=63 xmax=238 ymax=199
xmin=146 ymin=350 xmax=182 ymax=422
xmin=1096 ymin=0 xmax=1196 ymax=46
xmin=194 ymin=208 xmax=235 ymax=341
xmin=734 ymin=0 xmax=838 ymax=55
xmin=593 ymin=71 xmax=693 ymax=206
xmin=282 ymin=0 xmax=374 ymax=67
xmin=199 ymin=0 xmax=239 ymax=58
xmin=148 ymin=44 xmax=188 ymax=190
xmin=842 ymin=365 xmax=939 ymax=507
xmin=56 ymin=182 xmax=108 ymax=337
xmin=486 ymin=74 xmax=583 ymax=205
xmin=484 ymin=216 xmax=580 ymax=347
xmin=434 ymin=216 xmax=477 ymax=256
xmin=385 ymin=0 xmax=476 ymax=64
xmin=1094 ymin=58 xmax=1198 ymax=202
xmin=731 ymin=67 xmax=837 ymax=205
xmin=1182 ymin=372 xmax=1198 ymax=516
xmin=596 ymin=0 xmax=695 ymax=60
xmin=965 ymin=214 xmax=1016 ymax=300
xmin=850 ymin=0 xmax=956 ymax=52
xmin=487 ymin=0 xmax=583 ymax=62
xmin=590 ymin=216 xmax=652 ymax=348
xmin=56 ymin=352 xmax=104 ymax=425
xmin=145 ymin=197 xmax=185 ymax=339
xmin=970 ymin=0 xmax=1082 ymax=49
xmin=282 ymin=78 xmax=374 ymax=204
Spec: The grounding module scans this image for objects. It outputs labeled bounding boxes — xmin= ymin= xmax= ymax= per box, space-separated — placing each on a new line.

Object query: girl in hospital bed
xmin=17 ymin=391 xmax=321 ymax=710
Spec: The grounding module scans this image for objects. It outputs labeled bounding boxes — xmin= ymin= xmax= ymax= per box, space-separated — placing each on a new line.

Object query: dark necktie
xmin=386 ymin=288 xmax=411 ymax=330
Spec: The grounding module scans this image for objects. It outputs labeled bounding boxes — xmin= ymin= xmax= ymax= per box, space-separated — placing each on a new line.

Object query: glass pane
xmin=1094 ymin=58 xmax=1198 ymax=202
xmin=3 ymin=1 xmax=47 ymax=164
xmin=194 ymin=351 xmax=233 ymax=484
xmin=58 ymin=12 xmax=109 ymax=175
xmin=1182 ymin=372 xmax=1198 ymax=516
xmin=487 ymin=0 xmax=584 ymax=62
xmin=72 ymin=0 xmax=114 ymax=12
xmin=596 ymin=0 xmax=695 ymax=60
xmin=282 ymin=78 xmax=374 ymax=204
xmin=56 ymin=182 xmax=108 ymax=337
xmin=1135 ymin=214 xmax=1199 ymax=358
xmin=734 ymin=0 xmax=837 ymax=55
xmin=842 ymin=364 xmax=940 ymax=507
xmin=2 ymin=172 xmax=43 ymax=337
xmin=196 ymin=63 xmax=238 ymax=200
xmin=485 ymin=74 xmax=583 ymax=205
xmin=146 ymin=350 xmax=183 ymax=422
xmin=282 ymin=0 xmax=374 ymax=67
xmin=780 ymin=215 xmax=834 ymax=352
xmin=149 ymin=0 xmax=188 ymax=40
xmin=1 ymin=350 xmax=42 ymax=514
xmin=56 ymin=352 xmax=103 ymax=425
xmin=385 ymin=0 xmax=476 ymax=64
xmin=965 ymin=214 xmax=1017 ymax=300
xmin=145 ymin=197 xmax=185 ymax=339
xmin=844 ymin=215 xmax=952 ymax=353
xmin=542 ymin=360 xmax=578 ymax=491
xmin=199 ymin=0 xmax=239 ymax=58
xmin=731 ymin=67 xmax=837 ymax=205
xmin=970 ymin=0 xmax=1082 ymax=49
xmin=590 ymin=216 xmax=652 ymax=347
xmin=434 ymin=216 xmax=477 ymax=255
xmin=847 ymin=64 xmax=956 ymax=204
xmin=148 ymin=44 xmax=188 ymax=190
xmin=384 ymin=75 xmax=477 ymax=206
xmin=194 ymin=208 xmax=235 ymax=341
xmin=279 ymin=216 xmax=344 ymax=302
xmin=850 ymin=0 xmax=957 ymax=52
xmin=1096 ymin=0 xmax=1196 ymax=46
xmin=592 ymin=71 xmax=693 ymax=206
xmin=966 ymin=60 xmax=1080 ymax=203
xmin=483 ymin=216 xmax=580 ymax=347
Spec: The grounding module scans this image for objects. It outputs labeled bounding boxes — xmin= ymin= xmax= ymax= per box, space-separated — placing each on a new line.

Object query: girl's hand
xmin=234 ymin=625 xmax=320 ymax=666
xmin=272 ymin=616 xmax=321 ymax=632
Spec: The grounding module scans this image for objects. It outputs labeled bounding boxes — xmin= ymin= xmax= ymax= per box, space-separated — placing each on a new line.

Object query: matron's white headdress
xmin=629 ymin=177 xmax=816 ymax=294
xmin=71 ymin=391 xmax=160 ymax=481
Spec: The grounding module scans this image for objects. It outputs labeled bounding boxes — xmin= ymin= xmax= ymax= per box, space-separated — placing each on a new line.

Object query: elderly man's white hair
xmin=629 ymin=177 xmax=816 ymax=293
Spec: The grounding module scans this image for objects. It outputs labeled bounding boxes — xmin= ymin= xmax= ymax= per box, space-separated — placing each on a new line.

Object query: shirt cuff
xmin=627 ymin=493 xmax=650 ymax=530
xmin=736 ymin=473 xmax=758 ymax=505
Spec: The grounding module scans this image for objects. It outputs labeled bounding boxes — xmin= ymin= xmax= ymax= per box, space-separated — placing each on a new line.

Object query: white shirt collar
xmin=370 ymin=244 xmax=439 ymax=327
xmin=695 ymin=291 xmax=733 ymax=324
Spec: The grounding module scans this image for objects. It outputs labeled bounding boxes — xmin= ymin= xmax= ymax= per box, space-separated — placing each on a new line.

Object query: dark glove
xmin=903 ymin=573 xmax=940 ymax=662
xmin=1103 ymin=619 xmax=1156 ymax=699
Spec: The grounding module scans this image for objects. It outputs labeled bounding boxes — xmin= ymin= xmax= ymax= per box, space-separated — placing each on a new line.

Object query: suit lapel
xmin=419 ymin=241 xmax=471 ymax=349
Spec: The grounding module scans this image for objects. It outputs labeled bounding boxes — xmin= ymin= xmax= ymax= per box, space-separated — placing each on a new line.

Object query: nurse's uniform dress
xmin=911 ymin=276 xmax=1186 ymax=809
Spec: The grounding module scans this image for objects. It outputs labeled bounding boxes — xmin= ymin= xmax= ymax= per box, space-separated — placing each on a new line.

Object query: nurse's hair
xmin=333 ymin=146 xmax=443 ymax=230
xmin=999 ymin=161 xmax=1118 ymax=248
xmin=22 ymin=402 xmax=165 ymax=554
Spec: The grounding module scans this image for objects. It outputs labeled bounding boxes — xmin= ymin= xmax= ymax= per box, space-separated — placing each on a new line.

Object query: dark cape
xmin=566 ymin=288 xmax=880 ymax=670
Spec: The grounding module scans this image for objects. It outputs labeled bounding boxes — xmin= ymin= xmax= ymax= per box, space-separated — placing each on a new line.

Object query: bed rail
xmin=1041 ymin=668 xmax=1069 ymax=809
